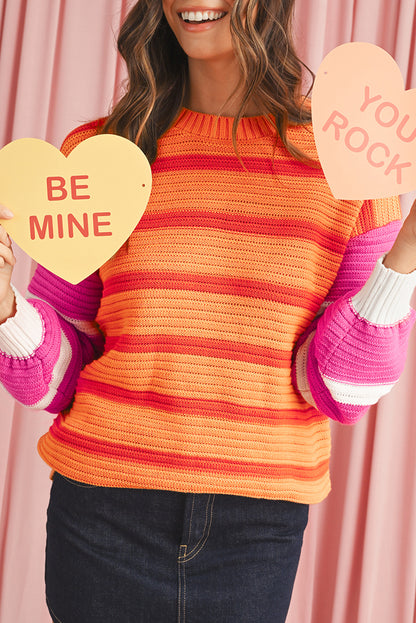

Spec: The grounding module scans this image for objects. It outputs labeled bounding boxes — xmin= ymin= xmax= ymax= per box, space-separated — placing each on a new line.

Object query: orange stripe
xmin=68 ymin=393 xmax=329 ymax=454
xmin=49 ymin=416 xmax=329 ymax=481
xmin=38 ymin=433 xmax=332 ymax=502
xmin=97 ymin=284 xmax=318 ymax=340
xmin=76 ymin=380 xmax=320 ymax=425
xmin=110 ymin=229 xmax=338 ymax=296
xmin=136 ymin=212 xmax=346 ymax=252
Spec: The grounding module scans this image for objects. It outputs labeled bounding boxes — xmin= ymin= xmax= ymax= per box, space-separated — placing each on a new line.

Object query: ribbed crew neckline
xmin=173 ymin=108 xmax=278 ymax=140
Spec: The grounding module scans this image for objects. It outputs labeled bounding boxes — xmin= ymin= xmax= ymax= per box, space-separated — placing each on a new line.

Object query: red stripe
xmin=136 ymin=212 xmax=346 ymax=252
xmin=64 ymin=118 xmax=105 ymax=141
xmin=76 ymin=379 xmax=321 ymax=426
xmin=104 ymin=334 xmax=292 ymax=367
xmin=152 ymin=154 xmax=325 ymax=177
xmin=50 ymin=417 xmax=329 ymax=481
xmin=102 ymin=271 xmax=322 ymax=308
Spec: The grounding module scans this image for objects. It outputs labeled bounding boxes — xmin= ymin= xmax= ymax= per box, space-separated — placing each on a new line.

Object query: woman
xmin=0 ymin=1 xmax=415 ymax=621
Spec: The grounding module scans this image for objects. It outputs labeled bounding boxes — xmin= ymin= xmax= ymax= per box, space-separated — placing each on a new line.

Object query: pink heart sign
xmin=312 ymin=42 xmax=416 ymax=200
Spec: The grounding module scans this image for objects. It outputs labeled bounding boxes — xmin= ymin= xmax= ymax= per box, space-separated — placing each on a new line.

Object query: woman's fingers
xmin=0 ymin=207 xmax=14 ymax=251
xmin=0 ymin=244 xmax=16 ymax=268
xmin=0 ymin=224 xmax=12 ymax=249
xmin=0 ymin=212 xmax=15 ymax=267
xmin=0 ymin=209 xmax=16 ymax=320
xmin=0 ymin=205 xmax=14 ymax=220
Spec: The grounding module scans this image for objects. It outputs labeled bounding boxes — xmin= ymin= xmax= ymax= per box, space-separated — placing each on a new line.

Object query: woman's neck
xmin=186 ymin=57 xmax=260 ymax=117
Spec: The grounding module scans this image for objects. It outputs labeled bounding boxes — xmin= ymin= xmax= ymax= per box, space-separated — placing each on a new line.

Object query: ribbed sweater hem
xmin=38 ymin=432 xmax=331 ymax=504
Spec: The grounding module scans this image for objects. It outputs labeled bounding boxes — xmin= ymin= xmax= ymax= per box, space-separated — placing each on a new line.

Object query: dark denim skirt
xmin=45 ymin=473 xmax=308 ymax=623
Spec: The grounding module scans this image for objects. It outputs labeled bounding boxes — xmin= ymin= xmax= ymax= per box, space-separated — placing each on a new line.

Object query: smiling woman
xmin=102 ymin=0 xmax=313 ymax=161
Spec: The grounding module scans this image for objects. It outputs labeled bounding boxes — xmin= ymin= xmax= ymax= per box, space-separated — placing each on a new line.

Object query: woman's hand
xmin=0 ymin=206 xmax=16 ymax=323
xmin=383 ymin=199 xmax=416 ymax=274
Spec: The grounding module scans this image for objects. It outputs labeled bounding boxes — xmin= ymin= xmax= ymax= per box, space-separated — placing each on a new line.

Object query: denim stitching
xmin=177 ymin=544 xmax=187 ymax=623
xmin=183 ymin=550 xmax=187 ymax=623
xmin=178 ymin=495 xmax=215 ymax=563
xmin=187 ymin=494 xmax=196 ymax=545
xmin=178 ymin=495 xmax=210 ymax=561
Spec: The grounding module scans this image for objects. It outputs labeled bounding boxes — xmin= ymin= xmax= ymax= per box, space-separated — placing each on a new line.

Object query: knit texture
xmin=0 ymin=109 xmax=413 ymax=503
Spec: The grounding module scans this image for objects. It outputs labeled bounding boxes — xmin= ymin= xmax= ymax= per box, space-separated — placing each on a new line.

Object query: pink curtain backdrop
xmin=0 ymin=1 xmax=415 ymax=621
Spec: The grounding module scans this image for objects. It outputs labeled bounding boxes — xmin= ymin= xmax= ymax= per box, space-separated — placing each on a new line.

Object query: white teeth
xmin=180 ymin=10 xmax=225 ymax=22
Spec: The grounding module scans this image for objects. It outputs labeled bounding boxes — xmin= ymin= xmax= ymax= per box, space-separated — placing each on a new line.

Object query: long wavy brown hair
xmin=103 ymin=0 xmax=314 ymax=163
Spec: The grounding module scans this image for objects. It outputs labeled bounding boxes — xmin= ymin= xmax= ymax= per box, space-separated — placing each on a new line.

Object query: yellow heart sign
xmin=312 ymin=42 xmax=416 ymax=199
xmin=0 ymin=134 xmax=152 ymax=283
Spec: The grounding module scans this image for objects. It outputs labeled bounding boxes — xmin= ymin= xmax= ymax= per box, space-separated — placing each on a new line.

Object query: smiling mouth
xmin=179 ymin=10 xmax=227 ymax=23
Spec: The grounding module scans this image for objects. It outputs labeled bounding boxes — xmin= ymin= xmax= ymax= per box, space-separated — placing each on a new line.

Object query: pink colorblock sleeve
xmin=293 ymin=220 xmax=416 ymax=424
xmin=0 ymin=267 xmax=104 ymax=413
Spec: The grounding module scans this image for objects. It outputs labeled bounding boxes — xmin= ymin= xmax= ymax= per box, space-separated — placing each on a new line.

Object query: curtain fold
xmin=0 ymin=1 xmax=415 ymax=621
xmin=288 ymin=3 xmax=416 ymax=621
xmin=0 ymin=3 xmax=133 ymax=621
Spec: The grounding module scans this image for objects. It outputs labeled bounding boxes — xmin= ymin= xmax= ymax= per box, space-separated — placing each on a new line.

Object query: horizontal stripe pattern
xmin=48 ymin=418 xmax=330 ymax=480
xmin=67 ymin=393 xmax=327 ymax=444
xmin=152 ymin=154 xmax=326 ymax=177
xmin=75 ymin=379 xmax=315 ymax=425
xmin=38 ymin=433 xmax=331 ymax=502
xmin=136 ymin=212 xmax=346 ymax=252
xmin=33 ymin=111 xmax=404 ymax=502
xmin=101 ymin=270 xmax=324 ymax=308
xmin=104 ymin=334 xmax=292 ymax=367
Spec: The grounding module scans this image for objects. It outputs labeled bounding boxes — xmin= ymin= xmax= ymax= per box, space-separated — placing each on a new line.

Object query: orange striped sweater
xmin=0 ymin=109 xmax=414 ymax=503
